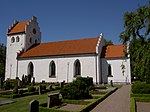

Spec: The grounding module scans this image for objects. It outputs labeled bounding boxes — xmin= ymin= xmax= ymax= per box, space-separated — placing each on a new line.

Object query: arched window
xmin=49 ymin=61 xmax=56 ymax=78
xmin=108 ymin=64 xmax=112 ymax=77
xmin=35 ymin=39 xmax=37 ymax=44
xmin=30 ymin=38 xmax=32 ymax=43
xmin=74 ymin=59 xmax=81 ymax=77
xmin=16 ymin=36 xmax=20 ymax=42
xmin=11 ymin=37 xmax=15 ymax=43
xmin=27 ymin=62 xmax=34 ymax=83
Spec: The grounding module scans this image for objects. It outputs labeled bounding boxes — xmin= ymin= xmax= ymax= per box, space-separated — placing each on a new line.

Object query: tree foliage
xmin=0 ymin=43 xmax=6 ymax=79
xmin=120 ymin=3 xmax=150 ymax=83
xmin=104 ymin=38 xmax=113 ymax=45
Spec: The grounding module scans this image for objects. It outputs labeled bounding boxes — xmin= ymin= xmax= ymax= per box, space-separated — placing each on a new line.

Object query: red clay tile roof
xmin=19 ymin=37 xmax=99 ymax=58
xmin=101 ymin=45 xmax=126 ymax=58
xmin=8 ymin=21 xmax=28 ymax=35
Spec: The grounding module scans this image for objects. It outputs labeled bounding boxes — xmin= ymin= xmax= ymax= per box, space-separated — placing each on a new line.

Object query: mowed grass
xmin=0 ymin=90 xmax=59 ymax=112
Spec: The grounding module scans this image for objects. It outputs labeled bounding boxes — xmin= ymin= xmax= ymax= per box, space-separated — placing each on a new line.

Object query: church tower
xmin=5 ymin=16 xmax=41 ymax=80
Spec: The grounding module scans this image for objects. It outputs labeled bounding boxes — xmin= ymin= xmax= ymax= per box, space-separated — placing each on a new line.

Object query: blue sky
xmin=0 ymin=0 xmax=147 ymax=45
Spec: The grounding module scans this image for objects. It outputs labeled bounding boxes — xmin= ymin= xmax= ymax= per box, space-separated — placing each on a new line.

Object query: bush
xmin=76 ymin=77 xmax=93 ymax=88
xmin=132 ymin=82 xmax=150 ymax=94
xmin=60 ymin=77 xmax=92 ymax=100
xmin=41 ymin=84 xmax=46 ymax=91
xmin=4 ymin=79 xmax=18 ymax=90
xmin=28 ymin=86 xmax=36 ymax=92
xmin=12 ymin=86 xmax=18 ymax=94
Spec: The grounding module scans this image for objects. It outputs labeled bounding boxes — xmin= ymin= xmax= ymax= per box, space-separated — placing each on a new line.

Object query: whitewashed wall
xmin=18 ymin=55 xmax=98 ymax=83
xmin=5 ymin=34 xmax=26 ymax=79
xmin=101 ymin=58 xmax=131 ymax=84
xmin=5 ymin=17 xmax=41 ymax=80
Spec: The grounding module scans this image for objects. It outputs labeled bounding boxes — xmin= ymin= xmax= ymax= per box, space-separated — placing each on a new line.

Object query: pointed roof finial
xmin=99 ymin=32 xmax=103 ymax=38
xmin=32 ymin=16 xmax=37 ymax=21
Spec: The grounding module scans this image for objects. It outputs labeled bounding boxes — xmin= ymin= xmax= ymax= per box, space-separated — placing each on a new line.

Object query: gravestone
xmin=31 ymin=77 xmax=35 ymax=86
xmin=29 ymin=100 xmax=39 ymax=112
xmin=110 ymin=80 xmax=113 ymax=87
xmin=60 ymin=81 xmax=65 ymax=88
xmin=0 ymin=77 xmax=3 ymax=88
xmin=47 ymin=93 xmax=59 ymax=108
xmin=38 ymin=85 xmax=41 ymax=95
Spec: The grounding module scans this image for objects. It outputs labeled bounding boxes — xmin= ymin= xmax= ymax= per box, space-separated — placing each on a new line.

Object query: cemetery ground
xmin=0 ymin=84 xmax=118 ymax=112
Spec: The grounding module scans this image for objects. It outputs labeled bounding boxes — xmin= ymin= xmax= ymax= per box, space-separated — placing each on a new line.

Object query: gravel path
xmin=137 ymin=102 xmax=150 ymax=112
xmin=90 ymin=85 xmax=131 ymax=112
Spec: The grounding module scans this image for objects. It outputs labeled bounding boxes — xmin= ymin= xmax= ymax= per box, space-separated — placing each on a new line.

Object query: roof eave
xmin=7 ymin=31 xmax=25 ymax=36
xmin=18 ymin=52 xmax=97 ymax=59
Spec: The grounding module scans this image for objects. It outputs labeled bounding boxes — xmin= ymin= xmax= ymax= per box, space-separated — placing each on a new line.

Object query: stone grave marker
xmin=0 ymin=77 xmax=3 ymax=88
xmin=29 ymin=100 xmax=39 ymax=112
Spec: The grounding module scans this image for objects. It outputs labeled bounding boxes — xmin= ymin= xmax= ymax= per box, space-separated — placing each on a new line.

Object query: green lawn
xmin=0 ymin=87 xmax=117 ymax=112
xmin=0 ymin=90 xmax=59 ymax=112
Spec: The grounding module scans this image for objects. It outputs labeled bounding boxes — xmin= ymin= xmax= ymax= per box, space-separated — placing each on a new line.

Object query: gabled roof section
xmin=101 ymin=45 xmax=126 ymax=58
xmin=19 ymin=37 xmax=99 ymax=58
xmin=7 ymin=21 xmax=28 ymax=35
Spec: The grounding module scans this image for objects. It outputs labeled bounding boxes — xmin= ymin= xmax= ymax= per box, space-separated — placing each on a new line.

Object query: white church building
xmin=5 ymin=16 xmax=131 ymax=84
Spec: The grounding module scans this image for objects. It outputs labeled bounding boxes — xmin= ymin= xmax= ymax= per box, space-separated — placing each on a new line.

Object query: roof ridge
xmin=105 ymin=44 xmax=124 ymax=47
xmin=41 ymin=37 xmax=99 ymax=44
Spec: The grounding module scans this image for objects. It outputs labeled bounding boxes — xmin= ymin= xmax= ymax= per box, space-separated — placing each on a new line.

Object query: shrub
xmin=4 ymin=79 xmax=18 ymax=90
xmin=132 ymin=82 xmax=150 ymax=94
xmin=28 ymin=86 xmax=36 ymax=92
xmin=12 ymin=86 xmax=18 ymax=94
xmin=60 ymin=77 xmax=92 ymax=100
xmin=76 ymin=77 xmax=93 ymax=88
xmin=41 ymin=84 xmax=46 ymax=91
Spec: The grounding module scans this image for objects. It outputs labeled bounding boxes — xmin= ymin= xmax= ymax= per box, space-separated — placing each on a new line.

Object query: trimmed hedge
xmin=130 ymin=97 xmax=136 ymax=112
xmin=39 ymin=106 xmax=69 ymax=112
xmin=28 ymin=86 xmax=36 ymax=92
xmin=132 ymin=82 xmax=150 ymax=94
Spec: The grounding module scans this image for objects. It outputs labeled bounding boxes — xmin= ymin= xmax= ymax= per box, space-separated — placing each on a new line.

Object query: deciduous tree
xmin=120 ymin=3 xmax=150 ymax=83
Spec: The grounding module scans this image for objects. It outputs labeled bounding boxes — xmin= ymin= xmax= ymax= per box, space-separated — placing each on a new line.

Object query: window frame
xmin=49 ymin=61 xmax=56 ymax=78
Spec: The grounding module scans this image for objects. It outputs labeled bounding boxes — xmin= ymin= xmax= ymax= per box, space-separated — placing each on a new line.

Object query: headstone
xmin=39 ymin=85 xmax=41 ymax=95
xmin=31 ymin=77 xmax=35 ymax=86
xmin=110 ymin=80 xmax=113 ymax=87
xmin=47 ymin=93 xmax=59 ymax=108
xmin=16 ymin=77 xmax=21 ymax=87
xmin=0 ymin=77 xmax=3 ymax=88
xmin=60 ymin=81 xmax=65 ymax=88
xmin=29 ymin=100 xmax=39 ymax=112
xmin=42 ymin=80 xmax=45 ymax=84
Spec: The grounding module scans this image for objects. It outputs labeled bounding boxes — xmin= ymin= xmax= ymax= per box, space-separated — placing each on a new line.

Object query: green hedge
xmin=39 ymin=106 xmax=69 ymax=112
xmin=0 ymin=91 xmax=38 ymax=98
xmin=28 ymin=86 xmax=36 ymax=92
xmin=61 ymin=99 xmax=90 ymax=105
xmin=132 ymin=82 xmax=150 ymax=94
xmin=131 ymin=93 xmax=150 ymax=98
xmin=130 ymin=97 xmax=136 ymax=112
